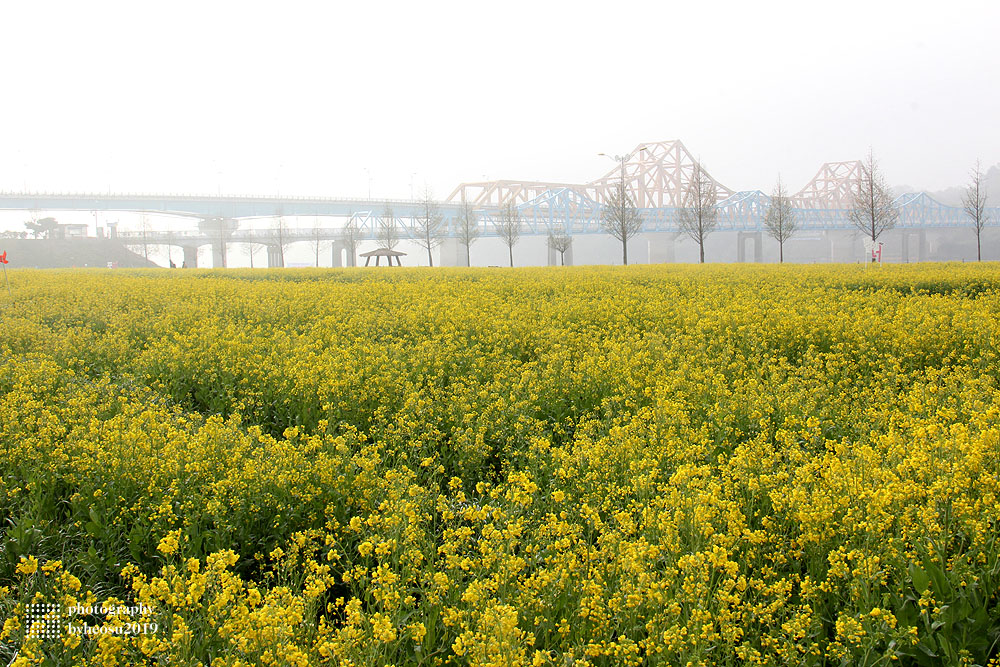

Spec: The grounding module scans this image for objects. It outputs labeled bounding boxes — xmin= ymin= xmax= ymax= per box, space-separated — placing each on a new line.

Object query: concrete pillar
xmin=212 ymin=241 xmax=227 ymax=268
xmin=182 ymin=246 xmax=198 ymax=268
xmin=329 ymin=241 xmax=357 ymax=267
xmin=439 ymin=237 xmax=466 ymax=267
xmin=737 ymin=232 xmax=762 ymax=263
xmin=648 ymin=234 xmax=676 ymax=263
xmin=547 ymin=242 xmax=574 ymax=266
xmin=901 ymin=230 xmax=928 ymax=263
xmin=267 ymin=245 xmax=284 ymax=268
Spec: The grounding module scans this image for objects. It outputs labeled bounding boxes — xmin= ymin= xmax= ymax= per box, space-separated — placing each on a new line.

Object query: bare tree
xmin=456 ymin=194 xmax=480 ymax=266
xmin=244 ymin=238 xmax=263 ymax=268
xmin=163 ymin=226 xmax=178 ymax=267
xmin=763 ymin=175 xmax=798 ymax=263
xmin=963 ymin=159 xmax=989 ymax=261
xmin=677 ymin=163 xmax=719 ymax=263
xmin=413 ymin=186 xmax=444 ymax=266
xmin=600 ymin=167 xmax=643 ymax=265
xmin=128 ymin=214 xmax=153 ymax=262
xmin=197 ymin=216 xmax=237 ymax=268
xmin=377 ymin=203 xmax=400 ymax=250
xmin=547 ymin=226 xmax=573 ymax=265
xmin=308 ymin=218 xmax=328 ymax=267
xmin=271 ymin=215 xmax=291 ymax=267
xmin=340 ymin=217 xmax=361 ymax=267
xmin=494 ymin=201 xmax=522 ymax=267
xmin=849 ymin=149 xmax=898 ymax=254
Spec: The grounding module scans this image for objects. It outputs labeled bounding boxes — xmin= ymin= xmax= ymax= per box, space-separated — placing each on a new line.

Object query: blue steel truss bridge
xmin=1 ymin=140 xmax=994 ymax=266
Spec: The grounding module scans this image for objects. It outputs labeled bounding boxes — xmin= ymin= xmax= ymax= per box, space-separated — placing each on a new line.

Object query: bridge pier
xmin=212 ymin=241 xmax=228 ymax=268
xmin=901 ymin=230 xmax=927 ymax=262
xmin=329 ymin=240 xmax=355 ymax=267
xmin=547 ymin=241 xmax=574 ymax=266
xmin=737 ymin=231 xmax=763 ymax=263
xmin=266 ymin=245 xmax=284 ymax=268
xmin=648 ymin=234 xmax=676 ymax=263
xmin=439 ymin=237 xmax=466 ymax=267
xmin=182 ymin=246 xmax=199 ymax=268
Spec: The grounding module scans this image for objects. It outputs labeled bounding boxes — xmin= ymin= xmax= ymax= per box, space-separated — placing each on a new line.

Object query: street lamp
xmin=597 ymin=146 xmax=650 ymax=265
xmin=598 ymin=146 xmax=650 ymax=199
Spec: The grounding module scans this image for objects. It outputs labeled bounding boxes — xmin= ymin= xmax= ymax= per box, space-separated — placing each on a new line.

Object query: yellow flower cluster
xmin=1 ymin=263 xmax=999 ymax=666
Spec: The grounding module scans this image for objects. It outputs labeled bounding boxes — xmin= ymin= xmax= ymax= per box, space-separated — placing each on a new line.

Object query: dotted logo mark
xmin=25 ymin=603 xmax=63 ymax=639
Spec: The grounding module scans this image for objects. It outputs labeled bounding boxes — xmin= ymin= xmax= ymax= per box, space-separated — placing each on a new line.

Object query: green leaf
xmin=909 ymin=562 xmax=931 ymax=594
xmin=924 ymin=558 xmax=950 ymax=597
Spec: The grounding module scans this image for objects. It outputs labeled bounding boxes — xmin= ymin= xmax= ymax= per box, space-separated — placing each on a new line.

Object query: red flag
xmin=0 ymin=251 xmax=7 ymax=264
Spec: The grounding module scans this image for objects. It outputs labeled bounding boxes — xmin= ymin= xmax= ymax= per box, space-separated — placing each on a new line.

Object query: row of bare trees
xmin=128 ymin=157 xmax=993 ymax=267
xmin=602 ymin=150 xmax=992 ymax=264
xmin=373 ymin=192 xmax=520 ymax=266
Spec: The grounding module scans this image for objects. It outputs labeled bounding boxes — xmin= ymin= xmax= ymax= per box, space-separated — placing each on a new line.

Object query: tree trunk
xmin=622 ymin=240 xmax=628 ymax=266
xmin=978 ymin=232 xmax=982 ymax=261
xmin=508 ymin=246 xmax=513 ymax=267
xmin=779 ymin=242 xmax=783 ymax=263
xmin=466 ymin=244 xmax=471 ymax=267
xmin=427 ymin=246 xmax=433 ymax=267
xmin=560 ymin=252 xmax=565 ymax=266
xmin=699 ymin=242 xmax=705 ymax=264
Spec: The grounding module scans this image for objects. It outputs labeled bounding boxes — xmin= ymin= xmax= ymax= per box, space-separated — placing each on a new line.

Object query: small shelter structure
xmin=360 ymin=248 xmax=406 ymax=266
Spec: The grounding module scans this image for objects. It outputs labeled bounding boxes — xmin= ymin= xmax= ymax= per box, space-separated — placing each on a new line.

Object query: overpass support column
xmin=648 ymin=233 xmax=675 ymax=263
xmin=212 ymin=241 xmax=227 ymax=268
xmin=439 ymin=237 xmax=465 ymax=267
xmin=547 ymin=242 xmax=573 ymax=266
xmin=182 ymin=246 xmax=198 ymax=268
xmin=266 ymin=245 xmax=284 ymax=268
xmin=330 ymin=241 xmax=357 ymax=267
xmin=901 ymin=230 xmax=928 ymax=263
xmin=737 ymin=232 xmax=762 ymax=262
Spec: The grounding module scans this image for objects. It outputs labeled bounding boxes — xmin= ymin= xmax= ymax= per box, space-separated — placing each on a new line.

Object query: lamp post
xmin=597 ymin=146 xmax=649 ymax=265
xmin=597 ymin=146 xmax=649 ymax=204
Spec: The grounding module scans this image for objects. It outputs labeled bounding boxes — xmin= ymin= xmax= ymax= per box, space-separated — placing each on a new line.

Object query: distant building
xmin=56 ymin=223 xmax=89 ymax=239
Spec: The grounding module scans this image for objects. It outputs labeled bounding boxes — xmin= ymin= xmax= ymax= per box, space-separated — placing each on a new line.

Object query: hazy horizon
xmin=2 ymin=0 xmax=998 ymax=202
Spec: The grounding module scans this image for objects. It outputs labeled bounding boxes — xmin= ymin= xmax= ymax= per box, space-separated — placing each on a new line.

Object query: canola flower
xmin=0 ymin=263 xmax=999 ymax=666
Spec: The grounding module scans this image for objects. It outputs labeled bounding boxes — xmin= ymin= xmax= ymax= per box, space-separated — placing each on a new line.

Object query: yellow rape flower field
xmin=1 ymin=264 xmax=999 ymax=667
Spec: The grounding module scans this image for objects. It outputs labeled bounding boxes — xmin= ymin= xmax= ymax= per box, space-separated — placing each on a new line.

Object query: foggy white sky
xmin=1 ymin=0 xmax=998 ymax=201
